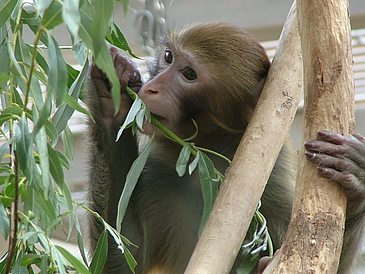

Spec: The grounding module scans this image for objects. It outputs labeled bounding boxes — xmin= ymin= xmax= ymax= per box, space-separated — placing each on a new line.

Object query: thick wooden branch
xmin=264 ymin=0 xmax=355 ymax=273
xmin=184 ymin=3 xmax=303 ymax=274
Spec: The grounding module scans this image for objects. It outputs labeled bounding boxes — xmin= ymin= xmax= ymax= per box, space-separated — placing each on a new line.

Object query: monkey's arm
xmin=86 ymin=47 xmax=142 ymax=271
xmin=305 ymin=130 xmax=365 ymax=273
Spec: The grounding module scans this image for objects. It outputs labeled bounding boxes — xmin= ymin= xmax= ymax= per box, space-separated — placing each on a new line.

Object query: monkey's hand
xmin=89 ymin=46 xmax=142 ymax=126
xmin=304 ymin=130 xmax=365 ymax=219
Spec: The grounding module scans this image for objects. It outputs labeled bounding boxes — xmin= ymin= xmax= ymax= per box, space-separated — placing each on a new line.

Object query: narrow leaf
xmin=61 ymin=125 xmax=74 ymax=161
xmin=176 ymin=144 xmax=191 ymax=177
xmin=189 ymin=153 xmax=199 ymax=175
xmin=42 ymin=1 xmax=63 ymax=29
xmin=15 ymin=114 xmax=35 ymax=184
xmin=20 ymin=254 xmax=42 ymax=266
xmin=0 ymin=72 xmax=10 ymax=86
xmin=90 ymin=0 xmax=114 ymax=59
xmin=62 ymin=0 xmax=80 ymax=40
xmin=35 ymin=0 xmax=52 ymax=16
xmin=47 ymin=31 xmax=68 ymax=106
xmin=37 ymin=193 xmax=57 ymax=222
xmin=34 ymin=121 xmax=51 ymax=196
xmin=116 ymin=136 xmax=154 ymax=231
xmin=64 ymin=93 xmax=93 ymax=119
xmin=53 ymin=60 xmax=89 ymax=134
xmin=62 ymin=182 xmax=74 ymax=239
xmin=198 ymin=152 xmax=218 ymax=234
xmin=56 ymin=245 xmax=90 ymax=274
xmin=0 ymin=201 xmax=9 ymax=239
xmin=76 ymin=217 xmax=89 ymax=265
xmin=89 ymin=229 xmax=108 ymax=274
xmin=0 ymin=138 xmax=13 ymax=164
xmin=116 ymin=98 xmax=142 ymax=141
xmin=47 ymin=143 xmax=64 ymax=187
xmin=106 ymin=22 xmax=138 ymax=58
xmin=51 ymin=245 xmax=67 ymax=274
xmin=0 ymin=0 xmax=18 ymax=29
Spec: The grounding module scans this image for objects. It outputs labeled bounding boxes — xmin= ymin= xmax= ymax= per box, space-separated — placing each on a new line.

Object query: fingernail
xmin=317 ymin=130 xmax=332 ymax=138
xmin=304 ymin=141 xmax=314 ymax=149
xmin=317 ymin=166 xmax=327 ymax=173
xmin=305 ymin=151 xmax=315 ymax=159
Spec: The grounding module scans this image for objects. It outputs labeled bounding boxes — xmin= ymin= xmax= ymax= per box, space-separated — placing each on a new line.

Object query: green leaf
xmin=42 ymin=1 xmax=63 ymax=30
xmin=15 ymin=114 xmax=35 ymax=184
xmin=35 ymin=0 xmax=52 ymax=16
xmin=116 ymin=136 xmax=154 ymax=231
xmin=51 ymin=245 xmax=67 ymax=274
xmin=26 ymin=44 xmax=49 ymax=74
xmin=64 ymin=93 xmax=93 ymax=119
xmin=78 ymin=10 xmax=121 ymax=114
xmin=72 ymin=41 xmax=87 ymax=66
xmin=106 ymin=22 xmax=138 ymax=58
xmin=198 ymin=151 xmax=218 ymax=234
xmin=90 ymin=0 xmax=114 ymax=59
xmin=189 ymin=153 xmax=199 ymax=175
xmin=33 ymin=92 xmax=52 ymax=138
xmin=53 ymin=60 xmax=89 ymax=134
xmin=76 ymin=217 xmax=89 ymax=265
xmin=66 ymin=63 xmax=80 ymax=88
xmin=0 ymin=201 xmax=9 ymax=239
xmin=47 ymin=144 xmax=64 ymax=187
xmin=62 ymin=0 xmax=80 ymax=40
xmin=0 ymin=24 xmax=11 ymax=77
xmin=89 ymin=229 xmax=108 ymax=274
xmin=38 ymin=192 xmax=57 ymax=221
xmin=62 ymin=182 xmax=74 ymax=239
xmin=95 ymin=39 xmax=121 ymax=116
xmin=176 ymin=144 xmax=191 ymax=177
xmin=0 ymin=113 xmax=19 ymax=127
xmin=12 ymin=250 xmax=28 ymax=274
xmin=34 ymin=115 xmax=52 ymax=196
xmin=20 ymin=254 xmax=42 ymax=266
xmin=78 ymin=10 xmax=94 ymax=50
xmin=13 ymin=35 xmax=44 ymax=109
xmin=47 ymin=31 xmax=68 ymax=106
xmin=0 ymin=0 xmax=18 ymax=29
xmin=56 ymin=245 xmax=91 ymax=274
xmin=40 ymin=255 xmax=48 ymax=274
xmin=56 ymin=150 xmax=70 ymax=170
xmin=116 ymin=98 xmax=142 ymax=141
xmin=61 ymin=125 xmax=74 ymax=161
xmin=0 ymin=72 xmax=10 ymax=87
xmin=123 ymin=247 xmax=137 ymax=273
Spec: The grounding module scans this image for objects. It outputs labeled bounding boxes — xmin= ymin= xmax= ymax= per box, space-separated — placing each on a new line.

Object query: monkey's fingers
xmin=305 ymin=132 xmax=365 ymax=169
xmin=305 ymin=151 xmax=365 ymax=206
xmin=111 ymin=47 xmax=142 ymax=93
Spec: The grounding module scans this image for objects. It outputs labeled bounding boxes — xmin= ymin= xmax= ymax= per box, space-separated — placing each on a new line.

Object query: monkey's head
xmin=139 ymin=22 xmax=270 ymax=145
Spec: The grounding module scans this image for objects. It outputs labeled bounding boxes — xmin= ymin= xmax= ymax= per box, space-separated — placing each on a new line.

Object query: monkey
xmin=85 ymin=22 xmax=365 ymax=273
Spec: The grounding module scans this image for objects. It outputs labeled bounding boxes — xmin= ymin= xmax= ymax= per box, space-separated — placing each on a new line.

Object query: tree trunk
xmin=184 ymin=3 xmax=303 ymax=274
xmin=264 ymin=0 xmax=355 ymax=273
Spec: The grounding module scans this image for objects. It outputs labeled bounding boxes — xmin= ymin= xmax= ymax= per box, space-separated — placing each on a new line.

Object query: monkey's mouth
xmin=140 ymin=113 xmax=168 ymax=135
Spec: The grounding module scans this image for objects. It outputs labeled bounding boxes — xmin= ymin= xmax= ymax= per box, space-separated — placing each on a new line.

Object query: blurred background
xmin=2 ymin=0 xmax=365 ymax=272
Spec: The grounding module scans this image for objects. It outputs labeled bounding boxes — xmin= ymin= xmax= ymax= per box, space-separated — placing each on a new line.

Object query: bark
xmin=184 ymin=3 xmax=303 ymax=274
xmin=264 ymin=0 xmax=355 ymax=273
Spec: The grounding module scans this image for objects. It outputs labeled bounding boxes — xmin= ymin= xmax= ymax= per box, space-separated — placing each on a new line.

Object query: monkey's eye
xmin=182 ymin=67 xmax=197 ymax=81
xmin=164 ymin=50 xmax=173 ymax=64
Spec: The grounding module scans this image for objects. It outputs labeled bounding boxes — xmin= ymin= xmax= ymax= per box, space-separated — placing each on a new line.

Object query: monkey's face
xmin=138 ymin=48 xmax=208 ymax=139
